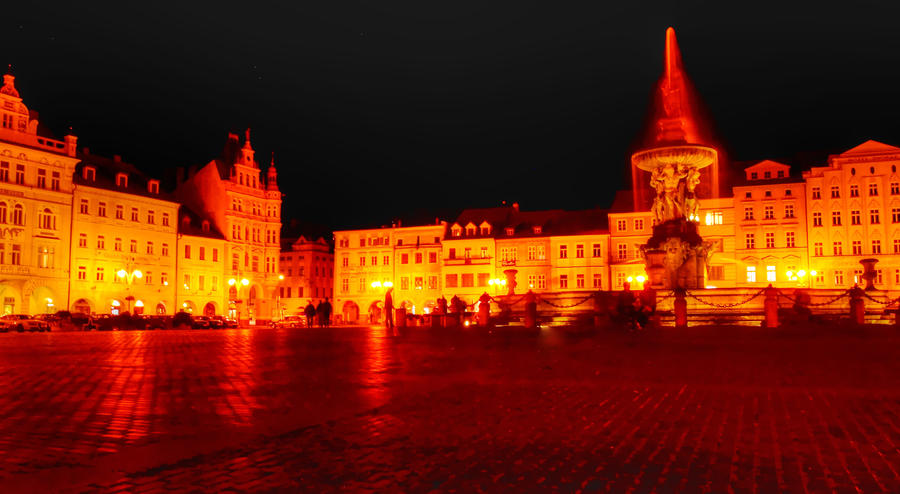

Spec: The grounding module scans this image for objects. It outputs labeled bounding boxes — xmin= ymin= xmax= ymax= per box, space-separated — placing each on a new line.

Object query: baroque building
xmin=0 ymin=71 xmax=78 ymax=315
xmin=175 ymin=131 xmax=283 ymax=323
xmin=278 ymin=235 xmax=334 ymax=315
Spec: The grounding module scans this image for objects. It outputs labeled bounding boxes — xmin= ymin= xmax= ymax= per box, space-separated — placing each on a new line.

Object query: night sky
xmin=5 ymin=1 xmax=900 ymax=232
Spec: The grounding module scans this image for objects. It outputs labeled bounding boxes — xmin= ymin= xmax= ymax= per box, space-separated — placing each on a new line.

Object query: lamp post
xmin=370 ymin=280 xmax=392 ymax=324
xmin=116 ymin=268 xmax=143 ymax=314
xmin=228 ymin=277 xmax=250 ymax=325
xmin=488 ymin=278 xmax=506 ymax=294
xmin=788 ymin=269 xmax=817 ymax=289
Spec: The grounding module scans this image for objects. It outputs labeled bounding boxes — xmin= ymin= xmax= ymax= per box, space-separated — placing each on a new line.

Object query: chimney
xmin=512 ymin=202 xmax=520 ymax=212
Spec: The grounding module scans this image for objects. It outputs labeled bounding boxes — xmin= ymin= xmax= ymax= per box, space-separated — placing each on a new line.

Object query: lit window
xmin=746 ymin=266 xmax=756 ymax=283
xmin=785 ymin=231 xmax=795 ymax=248
xmin=766 ymin=265 xmax=776 ymax=282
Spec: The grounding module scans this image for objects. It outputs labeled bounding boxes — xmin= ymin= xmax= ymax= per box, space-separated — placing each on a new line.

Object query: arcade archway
xmin=342 ymin=301 xmax=360 ymax=323
xmin=203 ymin=302 xmax=217 ymax=316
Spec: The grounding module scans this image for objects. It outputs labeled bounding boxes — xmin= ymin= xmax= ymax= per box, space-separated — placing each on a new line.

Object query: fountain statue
xmin=634 ymin=28 xmax=717 ymax=290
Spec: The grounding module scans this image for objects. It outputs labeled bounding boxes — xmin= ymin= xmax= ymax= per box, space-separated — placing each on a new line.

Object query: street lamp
xmin=117 ymin=268 xmax=143 ymax=313
xmin=488 ymin=278 xmax=506 ymax=293
xmin=227 ymin=277 xmax=252 ymax=323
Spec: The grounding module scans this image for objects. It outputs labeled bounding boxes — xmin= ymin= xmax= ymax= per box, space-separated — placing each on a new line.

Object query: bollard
xmin=764 ymin=284 xmax=779 ymax=328
xmin=849 ymin=285 xmax=865 ymax=325
xmin=478 ymin=292 xmax=492 ymax=327
xmin=396 ymin=308 xmax=407 ymax=329
xmin=524 ymin=290 xmax=537 ymax=329
xmin=674 ymin=288 xmax=687 ymax=329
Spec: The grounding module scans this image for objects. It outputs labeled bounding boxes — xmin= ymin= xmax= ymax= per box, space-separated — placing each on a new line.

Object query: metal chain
xmin=685 ymin=287 xmax=767 ymax=308
xmin=775 ymin=288 xmax=850 ymax=306
xmin=861 ymin=292 xmax=900 ymax=306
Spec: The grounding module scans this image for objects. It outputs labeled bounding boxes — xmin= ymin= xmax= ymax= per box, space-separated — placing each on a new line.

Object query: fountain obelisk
xmin=635 ymin=28 xmax=717 ymax=289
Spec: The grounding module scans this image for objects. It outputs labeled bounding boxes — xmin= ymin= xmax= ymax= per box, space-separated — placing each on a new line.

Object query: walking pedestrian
xmin=384 ymin=288 xmax=395 ymax=334
xmin=304 ymin=301 xmax=316 ymax=328
xmin=321 ymin=298 xmax=332 ymax=328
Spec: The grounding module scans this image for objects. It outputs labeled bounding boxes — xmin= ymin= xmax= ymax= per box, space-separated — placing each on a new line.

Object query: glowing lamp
xmin=371 ymin=281 xmax=381 ymax=288
xmin=135 ymin=300 xmax=144 ymax=307
xmin=464 ymin=320 xmax=470 ymax=327
xmin=46 ymin=298 xmax=53 ymax=305
xmin=810 ymin=270 xmax=817 ymax=276
xmin=500 ymin=279 xmax=507 ymax=286
xmin=627 ymin=276 xmax=634 ymax=283
xmin=488 ymin=279 xmax=495 ymax=285
xmin=228 ymin=278 xmax=237 ymax=286
xmin=786 ymin=271 xmax=793 ymax=278
xmin=112 ymin=300 xmax=121 ymax=306
xmin=133 ymin=270 xmax=142 ymax=279
xmin=184 ymin=284 xmax=189 ymax=290
xmin=241 ymin=278 xmax=249 ymax=286
xmin=117 ymin=269 xmax=127 ymax=278
xmin=636 ymin=275 xmax=646 ymax=283
xmin=278 ymin=274 xmax=284 ymax=280
xmin=797 ymin=270 xmax=806 ymax=277
xmin=163 ymin=281 xmax=169 ymax=286
xmin=383 ymin=281 xmax=393 ymax=288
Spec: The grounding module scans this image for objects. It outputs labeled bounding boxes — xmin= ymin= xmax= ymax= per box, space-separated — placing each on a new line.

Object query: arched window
xmin=12 ymin=204 xmax=24 ymax=226
xmin=39 ymin=208 xmax=56 ymax=230
xmin=0 ymin=202 xmax=7 ymax=223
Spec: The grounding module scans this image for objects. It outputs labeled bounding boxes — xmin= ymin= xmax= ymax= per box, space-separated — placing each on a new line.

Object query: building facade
xmin=70 ymin=153 xmax=179 ymax=315
xmin=175 ymin=132 xmax=283 ymax=323
xmin=278 ymin=235 xmax=334 ymax=316
xmin=0 ymin=71 xmax=78 ymax=315
xmin=175 ymin=207 xmax=227 ymax=316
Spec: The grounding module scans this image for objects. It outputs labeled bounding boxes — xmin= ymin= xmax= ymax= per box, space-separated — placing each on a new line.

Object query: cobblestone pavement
xmin=1 ymin=325 xmax=900 ymax=492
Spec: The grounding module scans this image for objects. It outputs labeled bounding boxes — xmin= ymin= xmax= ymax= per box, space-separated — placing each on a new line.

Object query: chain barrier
xmin=656 ymin=291 xmax=676 ymax=302
xmin=685 ymin=287 xmax=767 ymax=309
xmin=774 ymin=288 xmax=852 ymax=307
xmin=536 ymin=293 xmax=595 ymax=309
xmin=861 ymin=292 xmax=900 ymax=307
xmin=489 ymin=294 xmax=528 ymax=306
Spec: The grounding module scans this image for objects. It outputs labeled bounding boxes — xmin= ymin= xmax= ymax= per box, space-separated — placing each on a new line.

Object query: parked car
xmin=143 ymin=315 xmax=170 ymax=330
xmin=212 ymin=316 xmax=238 ymax=329
xmin=191 ymin=316 xmax=212 ymax=329
xmin=0 ymin=314 xmax=51 ymax=332
xmin=272 ymin=316 xmax=304 ymax=329
xmin=207 ymin=316 xmax=224 ymax=329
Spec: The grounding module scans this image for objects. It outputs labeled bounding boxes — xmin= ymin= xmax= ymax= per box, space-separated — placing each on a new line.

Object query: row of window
xmin=615 ymin=218 xmax=645 ymax=232
xmin=743 ymin=189 xmax=793 ymax=199
xmin=279 ymin=286 xmax=331 ymax=298
xmin=78 ymin=199 xmax=170 ymax=226
xmin=749 ymin=169 xmax=786 ymax=180
xmin=229 ymin=252 xmax=279 ymax=274
xmin=78 ymin=234 xmax=172 ymax=256
xmin=743 ymin=204 xmax=795 ymax=220
xmin=811 ymin=209 xmax=898 ymax=226
xmin=811 ymin=182 xmax=899 ymax=199
xmin=230 ymin=223 xmax=278 ymax=243
xmin=230 ymin=197 xmax=279 ymax=217
xmin=744 ymin=266 xmax=892 ymax=286
xmin=283 ymin=265 xmax=331 ymax=277
xmin=812 ymin=239 xmax=892 ymax=256
xmin=0 ymin=161 xmax=61 ymax=190
xmin=744 ymin=232 xmax=797 ymax=249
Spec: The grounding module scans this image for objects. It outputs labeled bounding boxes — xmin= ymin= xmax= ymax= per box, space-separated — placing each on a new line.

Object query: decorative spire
xmin=266 ymin=151 xmax=279 ymax=191
xmin=243 ymin=128 xmax=253 ymax=149
xmin=1 ymin=65 xmax=19 ymax=98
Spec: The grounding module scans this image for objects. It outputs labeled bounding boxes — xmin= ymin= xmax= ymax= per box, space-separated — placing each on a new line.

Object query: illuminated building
xmin=70 ymin=153 xmax=178 ymax=315
xmin=278 ymin=235 xmax=334 ymax=315
xmin=803 ymin=141 xmax=900 ymax=289
xmin=175 ymin=206 xmax=226 ymax=316
xmin=734 ymin=161 xmax=808 ymax=287
xmin=333 ymin=222 xmax=445 ymax=324
xmin=175 ymin=131 xmax=282 ymax=323
xmin=0 ymin=70 xmax=78 ymax=315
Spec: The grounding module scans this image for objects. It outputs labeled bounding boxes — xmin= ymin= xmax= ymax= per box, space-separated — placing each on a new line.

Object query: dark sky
xmin=5 ymin=1 xmax=900 ymax=231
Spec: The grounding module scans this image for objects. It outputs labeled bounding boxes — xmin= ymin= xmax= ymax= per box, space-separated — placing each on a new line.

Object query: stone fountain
xmin=635 ymin=28 xmax=717 ymax=290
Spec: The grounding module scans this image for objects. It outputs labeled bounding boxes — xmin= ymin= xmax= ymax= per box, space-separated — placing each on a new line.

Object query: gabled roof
xmin=744 ymin=159 xmax=790 ymax=171
xmin=839 ymin=140 xmax=900 ymax=156
xmin=178 ymin=205 xmax=224 ymax=240
xmin=75 ymin=151 xmax=175 ymax=201
xmin=451 ymin=206 xmax=608 ymax=238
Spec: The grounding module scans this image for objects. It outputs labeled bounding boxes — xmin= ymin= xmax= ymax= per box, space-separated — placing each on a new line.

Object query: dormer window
xmin=533 ymin=226 xmax=542 ymax=234
xmin=201 ymin=220 xmax=210 ymax=233
xmin=465 ymin=226 xmax=476 ymax=236
xmin=480 ymin=226 xmax=490 ymax=235
xmin=115 ymin=173 xmax=128 ymax=188
xmin=181 ymin=216 xmax=190 ymax=228
xmin=750 ymin=172 xmax=758 ymax=180
xmin=763 ymin=171 xmax=771 ymax=179
xmin=148 ymin=180 xmax=159 ymax=194
xmin=83 ymin=166 xmax=96 ymax=182
xmin=777 ymin=170 xmax=785 ymax=178
xmin=451 ymin=226 xmax=462 ymax=237
xmin=505 ymin=227 xmax=515 ymax=236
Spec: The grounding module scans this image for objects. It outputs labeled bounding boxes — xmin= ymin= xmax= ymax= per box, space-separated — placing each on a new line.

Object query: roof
xmin=839 ymin=140 xmax=900 ymax=157
xmin=450 ymin=205 xmax=609 ymax=238
xmin=74 ymin=151 xmax=176 ymax=201
xmin=177 ymin=205 xmax=224 ymax=240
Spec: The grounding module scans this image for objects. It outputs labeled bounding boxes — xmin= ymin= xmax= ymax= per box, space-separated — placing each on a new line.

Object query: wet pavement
xmin=1 ymin=325 xmax=900 ymax=492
